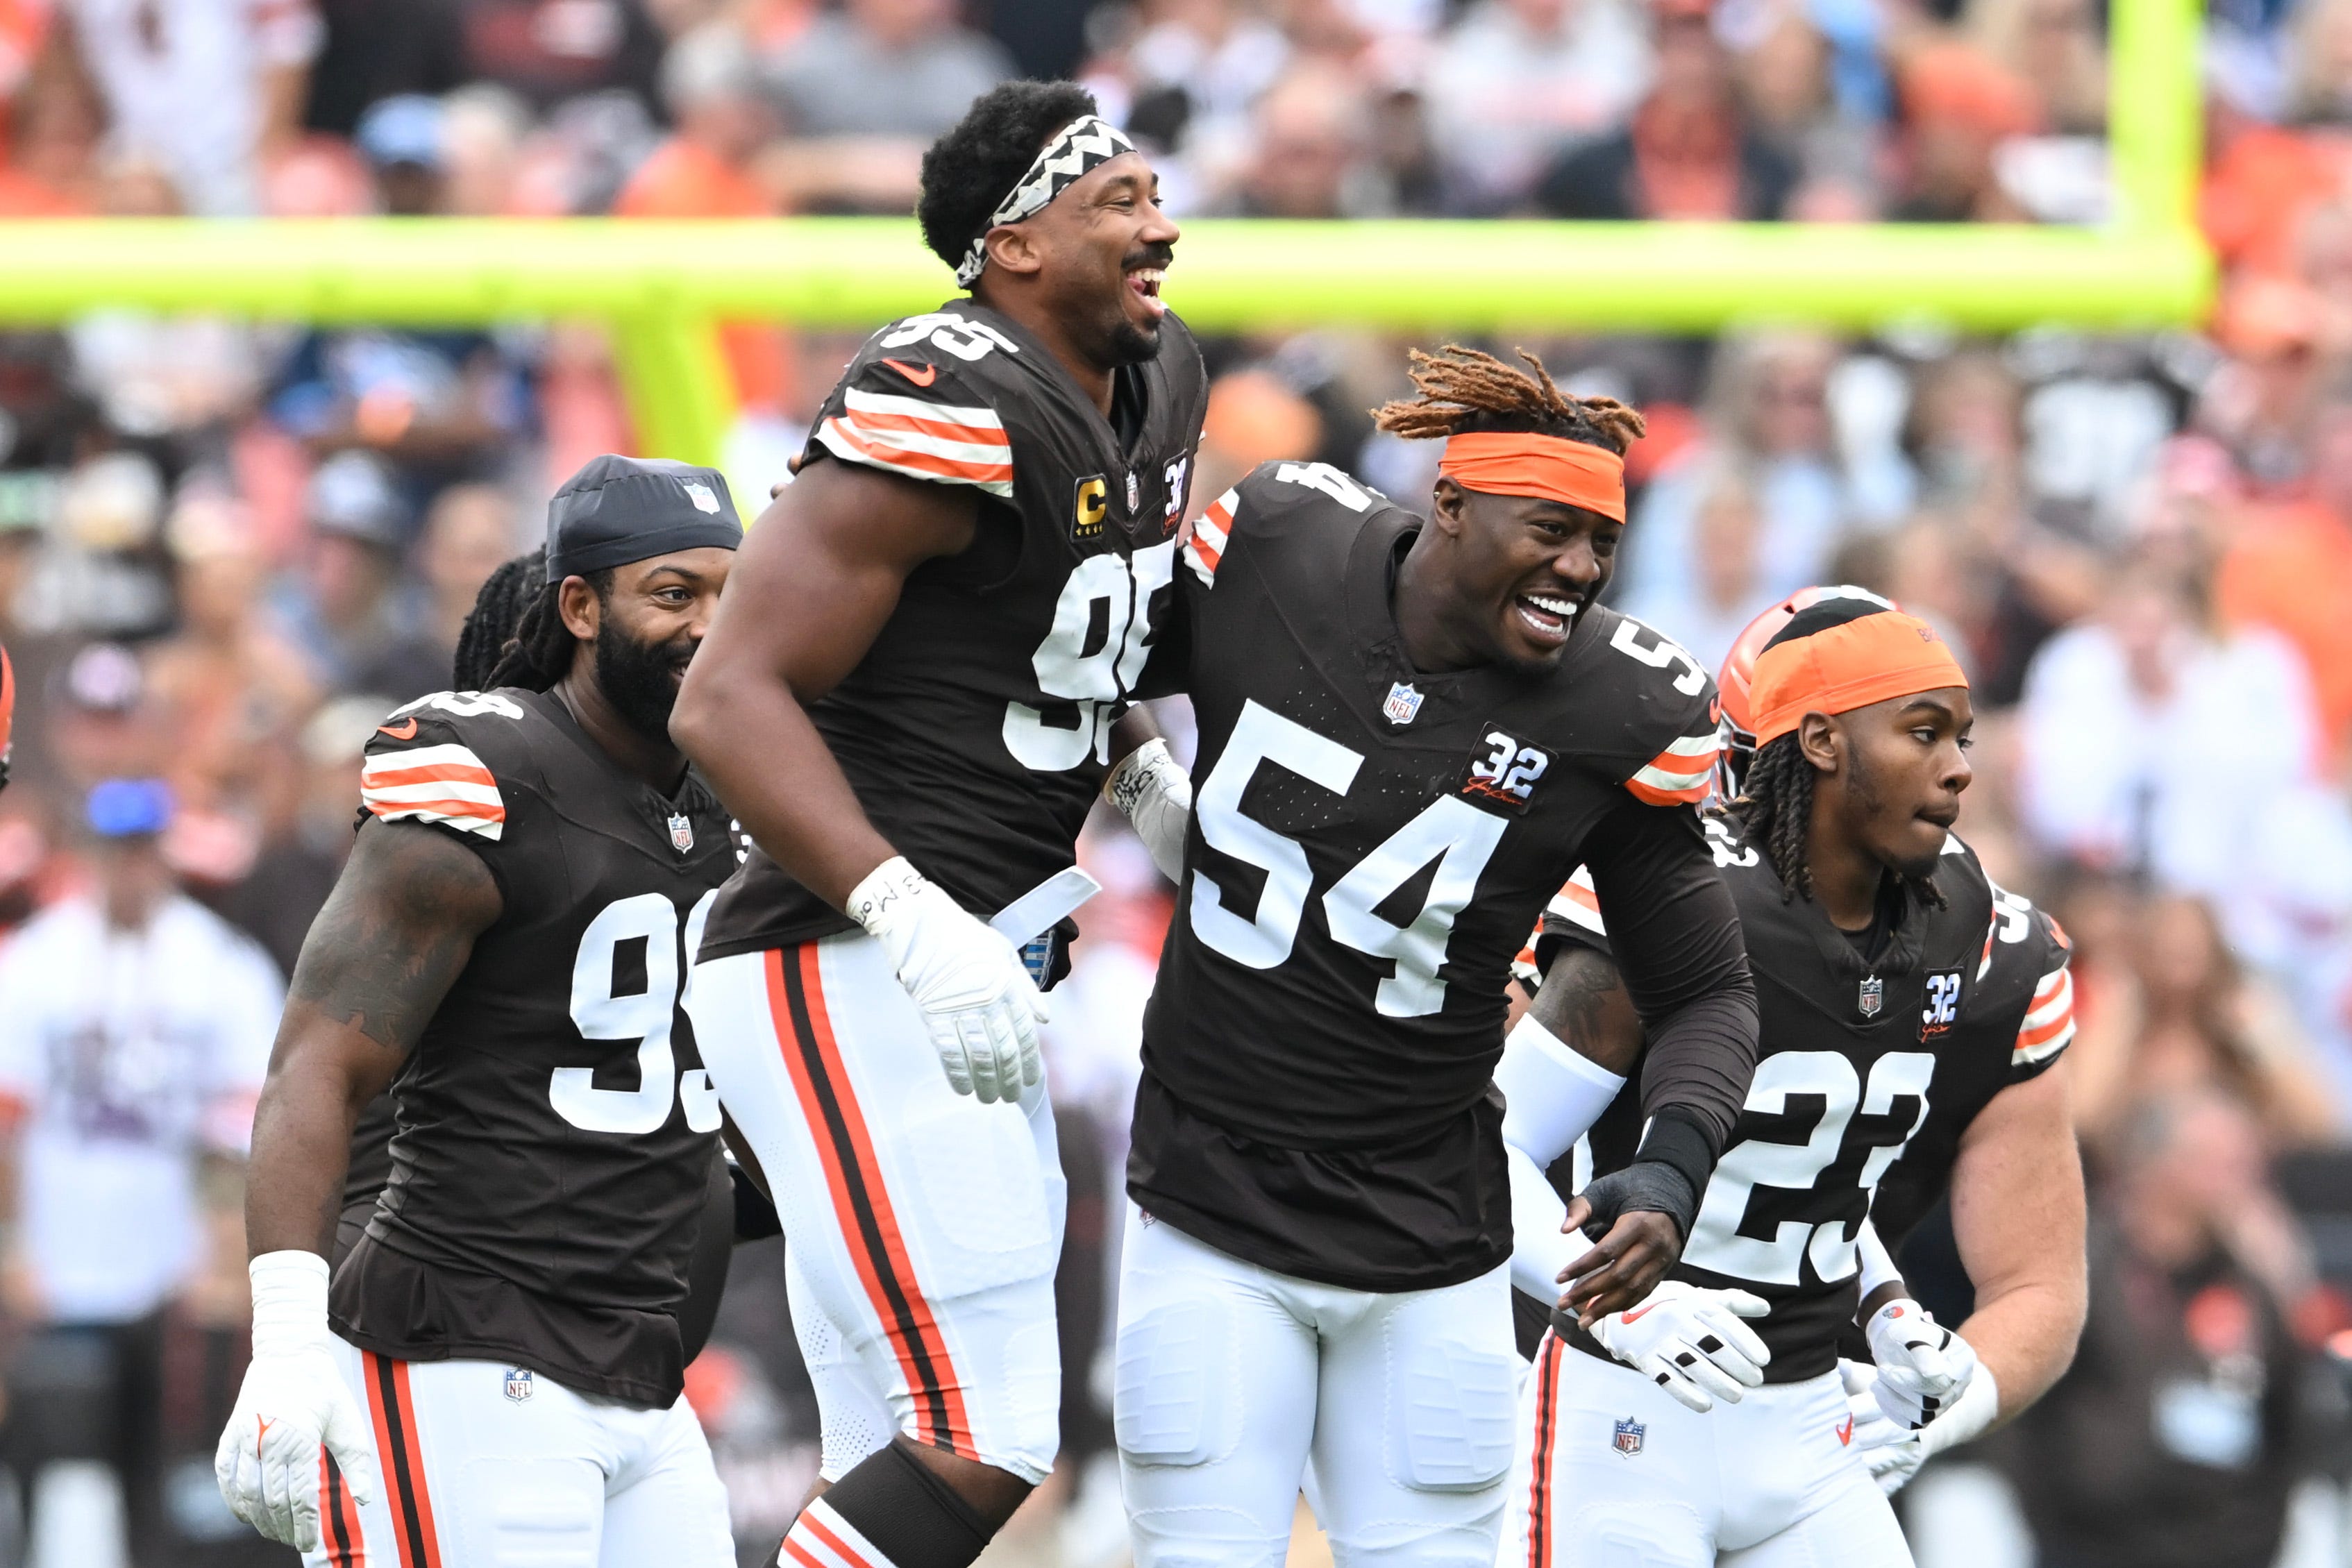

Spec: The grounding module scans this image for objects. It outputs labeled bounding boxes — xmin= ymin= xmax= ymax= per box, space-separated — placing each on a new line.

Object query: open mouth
xmin=1126 ymin=266 xmax=1168 ymax=319
xmin=1513 ymin=591 xmax=1577 ymax=646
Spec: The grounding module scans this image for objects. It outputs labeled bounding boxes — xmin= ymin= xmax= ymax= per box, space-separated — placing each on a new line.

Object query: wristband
xmin=249 ymin=1250 xmax=330 ymax=1357
xmin=1856 ymin=1220 xmax=1903 ymax=1302
xmin=845 ymin=855 xmax=924 ymax=931
xmin=1635 ymin=1106 xmax=1717 ymax=1202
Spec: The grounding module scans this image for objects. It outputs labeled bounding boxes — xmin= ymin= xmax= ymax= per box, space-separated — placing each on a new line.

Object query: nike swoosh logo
xmin=882 ymin=357 xmax=938 ymax=387
xmin=376 ymin=717 xmax=419 ymax=740
xmin=1836 ymin=1415 xmax=1854 ymax=1446
xmin=1620 ymin=1304 xmax=1656 ymax=1324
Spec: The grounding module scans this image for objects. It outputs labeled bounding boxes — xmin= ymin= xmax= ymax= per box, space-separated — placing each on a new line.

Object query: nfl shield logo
xmin=1613 ymin=1417 xmax=1645 ymax=1457
xmin=1858 ymin=975 xmax=1884 ymax=1018
xmin=669 ymin=813 xmax=695 ymax=852
xmin=1125 ymin=472 xmax=1141 ymax=511
xmin=1382 ymin=682 xmax=1424 ymax=726
xmin=504 ymin=1367 xmax=534 ymax=1402
xmin=682 ymin=480 xmax=721 ymax=514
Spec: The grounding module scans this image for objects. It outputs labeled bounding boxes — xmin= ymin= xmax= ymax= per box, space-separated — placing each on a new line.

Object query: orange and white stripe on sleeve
xmin=1545 ymin=866 xmax=1608 ymax=938
xmin=815 ymin=386 xmax=1014 ymax=497
xmin=1624 ymin=729 xmax=1720 ymax=807
xmin=362 ymin=743 xmax=506 ymax=840
xmin=2013 ymin=964 xmax=2076 ymax=1070
xmin=1183 ymin=487 xmax=1239 ymax=586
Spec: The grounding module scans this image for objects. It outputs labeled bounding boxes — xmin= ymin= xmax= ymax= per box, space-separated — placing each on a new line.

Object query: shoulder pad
xmin=1967 ymin=864 xmax=2076 ymax=1072
xmin=1183 ymin=459 xmax=1391 ymax=588
xmin=1572 ymin=609 xmax=1722 ymax=800
xmin=360 ymin=691 xmax=534 ymax=841
xmin=810 ymin=311 xmax=1023 ymax=498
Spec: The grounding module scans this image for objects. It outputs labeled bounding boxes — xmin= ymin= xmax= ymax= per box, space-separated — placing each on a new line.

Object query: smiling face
xmin=984 ymin=149 xmax=1179 ymax=369
xmin=561 ymin=546 xmax=734 ymax=743
xmin=1425 ymin=475 xmax=1622 ymax=674
xmin=1812 ymin=686 xmax=1974 ymax=879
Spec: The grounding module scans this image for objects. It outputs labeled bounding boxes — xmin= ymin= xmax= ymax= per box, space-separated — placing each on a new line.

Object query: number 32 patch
xmin=1461 ymin=729 xmax=1551 ymax=816
xmin=1920 ymin=968 xmax=1963 ymax=1040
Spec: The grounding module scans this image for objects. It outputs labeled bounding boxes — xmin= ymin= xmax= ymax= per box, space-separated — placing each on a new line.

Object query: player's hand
xmin=1586 ymin=1281 xmax=1770 ymax=1413
xmin=848 ymin=856 xmax=1048 ymax=1103
xmin=1863 ymin=1297 xmax=1979 ymax=1430
xmin=1557 ymin=1197 xmax=1679 ymax=1324
xmin=1839 ymin=1360 xmax=1925 ymax=1495
xmin=1104 ymin=736 xmax=1192 ymax=884
xmin=215 ymin=1251 xmax=378 ymax=1550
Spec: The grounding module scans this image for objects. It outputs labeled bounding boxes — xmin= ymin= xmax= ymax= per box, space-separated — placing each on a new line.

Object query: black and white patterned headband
xmin=955 ymin=115 xmax=1136 ymax=288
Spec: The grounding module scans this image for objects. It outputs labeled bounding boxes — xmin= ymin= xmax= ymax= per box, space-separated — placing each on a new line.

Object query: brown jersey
xmin=700 ymin=303 xmax=1208 ymax=961
xmin=331 ymin=687 xmax=737 ymax=1408
xmin=1130 ymin=460 xmax=1743 ymax=1291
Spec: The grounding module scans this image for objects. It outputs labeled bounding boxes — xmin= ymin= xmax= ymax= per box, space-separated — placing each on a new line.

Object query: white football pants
xmin=1503 ymin=1333 xmax=1913 ymax=1568
xmin=689 ymin=936 xmax=1067 ymax=1485
xmin=1116 ymin=1206 xmax=1520 ymax=1568
xmin=303 ymin=1335 xmax=733 ymax=1568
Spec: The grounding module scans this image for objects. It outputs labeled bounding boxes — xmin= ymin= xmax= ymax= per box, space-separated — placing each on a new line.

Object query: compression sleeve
xmin=1579 ymin=800 xmax=1758 ymax=1154
xmin=1496 ymin=1015 xmax=1627 ymax=1301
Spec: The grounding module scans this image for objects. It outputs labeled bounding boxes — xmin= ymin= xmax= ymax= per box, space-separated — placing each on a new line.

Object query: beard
xmin=594 ymin=617 xmax=693 ymax=745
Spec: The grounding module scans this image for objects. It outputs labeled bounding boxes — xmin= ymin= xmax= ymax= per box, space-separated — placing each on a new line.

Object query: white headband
xmin=955 ymin=115 xmax=1136 ymax=288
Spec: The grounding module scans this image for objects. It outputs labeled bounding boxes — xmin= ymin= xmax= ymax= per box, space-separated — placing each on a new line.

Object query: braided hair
xmin=1371 ymin=344 xmax=1647 ymax=453
xmin=1729 ymin=732 xmax=1945 ymax=909
xmin=454 ymin=548 xmax=545 ymax=690
xmin=454 ymin=548 xmax=614 ymax=694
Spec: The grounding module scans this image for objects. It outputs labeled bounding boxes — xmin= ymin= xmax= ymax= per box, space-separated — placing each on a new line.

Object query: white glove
xmin=1863 ymin=1297 xmax=1979 ymax=1429
xmin=1840 ymin=1359 xmax=1923 ymax=1494
xmin=1840 ymin=1354 xmax=2003 ymax=1496
xmin=849 ymin=856 xmax=1048 ymax=1103
xmin=1104 ymin=736 xmax=1191 ymax=884
xmin=1587 ymin=1281 xmax=1772 ymax=1413
xmin=214 ymin=1251 xmax=378 ymax=1549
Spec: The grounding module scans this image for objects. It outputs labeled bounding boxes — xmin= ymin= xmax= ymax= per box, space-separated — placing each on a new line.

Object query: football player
xmin=671 ymin=82 xmax=1207 ymax=1568
xmin=1100 ymin=346 xmax=1762 ymax=1568
xmin=215 ymin=455 xmax=744 ymax=1565
xmin=1506 ymin=593 xmax=2088 ymax=1567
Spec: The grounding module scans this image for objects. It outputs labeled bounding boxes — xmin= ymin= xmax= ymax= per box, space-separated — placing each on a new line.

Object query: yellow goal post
xmin=0 ymin=0 xmax=2209 ymax=478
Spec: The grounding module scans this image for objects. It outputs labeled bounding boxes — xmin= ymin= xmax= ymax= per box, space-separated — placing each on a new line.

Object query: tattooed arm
xmin=244 ymin=818 xmax=501 ymax=1259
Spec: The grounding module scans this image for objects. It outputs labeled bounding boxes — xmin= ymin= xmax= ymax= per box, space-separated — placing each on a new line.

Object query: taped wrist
xmin=248 ymin=1250 xmax=331 ymax=1357
xmin=846 ymin=855 xmax=927 ymax=934
xmin=783 ymin=1440 xmax=993 ymax=1568
xmin=1577 ymin=1159 xmax=1697 ymax=1242
xmin=1104 ymin=738 xmax=1191 ymax=882
xmin=1636 ymin=1107 xmax=1717 ymax=1204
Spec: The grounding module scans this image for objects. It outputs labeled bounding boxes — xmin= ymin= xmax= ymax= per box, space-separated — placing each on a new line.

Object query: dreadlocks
xmin=454 ymin=548 xmax=614 ymax=694
xmin=1729 ymin=733 xmax=1946 ymax=910
xmin=454 ymin=548 xmax=544 ymax=690
xmin=1370 ymin=344 xmax=1647 ymax=453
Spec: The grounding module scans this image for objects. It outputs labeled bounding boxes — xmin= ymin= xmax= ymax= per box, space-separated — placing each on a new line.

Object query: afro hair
xmin=917 ymin=80 xmax=1102 ymax=278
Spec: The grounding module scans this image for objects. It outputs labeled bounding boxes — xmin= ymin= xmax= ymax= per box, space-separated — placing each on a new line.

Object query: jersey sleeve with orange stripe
xmin=358 ymin=690 xmax=551 ymax=895
xmin=803 ymin=314 xmax=1018 ymax=498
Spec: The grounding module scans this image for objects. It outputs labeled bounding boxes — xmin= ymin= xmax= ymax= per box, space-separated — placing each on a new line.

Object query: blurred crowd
xmin=4 ymin=0 xmax=2352 ymax=1564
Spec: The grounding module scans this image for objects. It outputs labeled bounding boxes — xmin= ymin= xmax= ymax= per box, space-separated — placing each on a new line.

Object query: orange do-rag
xmin=1747 ymin=611 xmax=1968 ymax=747
xmin=1437 ymin=431 xmax=1627 ymax=524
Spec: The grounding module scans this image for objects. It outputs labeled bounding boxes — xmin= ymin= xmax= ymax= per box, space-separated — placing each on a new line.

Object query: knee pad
xmin=1389 ymin=1337 xmax=1518 ymax=1492
xmin=898 ymin=1099 xmax=1057 ymax=1297
xmin=1114 ymin=1299 xmax=1238 ymax=1469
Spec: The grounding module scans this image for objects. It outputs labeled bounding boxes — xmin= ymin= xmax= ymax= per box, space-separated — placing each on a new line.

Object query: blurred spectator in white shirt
xmin=0 ymin=779 xmax=280 ymax=1560
xmin=0 ymin=780 xmax=278 ymax=1324
xmin=33 ymin=0 xmax=319 ymax=214
xmin=1423 ymin=0 xmax=1649 ymax=212
xmin=1616 ymin=466 xmax=1769 ymax=674
xmin=2017 ymin=548 xmax=2321 ymax=905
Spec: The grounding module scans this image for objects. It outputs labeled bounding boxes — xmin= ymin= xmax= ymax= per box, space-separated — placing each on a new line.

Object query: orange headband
xmin=1437 ymin=431 xmax=1627 ymax=524
xmin=1748 ymin=612 xmax=1968 ymax=747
